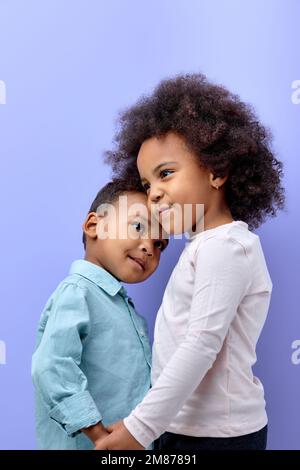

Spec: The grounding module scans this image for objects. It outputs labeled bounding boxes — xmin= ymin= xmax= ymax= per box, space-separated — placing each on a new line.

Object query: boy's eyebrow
xmin=129 ymin=213 xmax=150 ymax=223
xmin=141 ymin=161 xmax=178 ymax=182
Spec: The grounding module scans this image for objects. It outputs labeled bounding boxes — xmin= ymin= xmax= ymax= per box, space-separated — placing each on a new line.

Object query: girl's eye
xmin=132 ymin=221 xmax=145 ymax=234
xmin=142 ymin=182 xmax=150 ymax=191
xmin=142 ymin=170 xmax=173 ymax=191
xmin=160 ymin=169 xmax=174 ymax=179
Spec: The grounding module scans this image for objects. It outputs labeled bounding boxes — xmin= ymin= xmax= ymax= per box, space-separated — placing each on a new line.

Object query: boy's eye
xmin=160 ymin=169 xmax=174 ymax=179
xmin=154 ymin=240 xmax=167 ymax=252
xmin=132 ymin=221 xmax=146 ymax=234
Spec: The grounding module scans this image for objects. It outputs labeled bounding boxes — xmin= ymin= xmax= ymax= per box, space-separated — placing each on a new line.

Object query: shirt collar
xmin=69 ymin=259 xmax=129 ymax=299
xmin=186 ymin=220 xmax=249 ymax=243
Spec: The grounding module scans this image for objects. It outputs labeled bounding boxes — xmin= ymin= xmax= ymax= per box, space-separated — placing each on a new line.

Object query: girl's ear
xmin=82 ymin=212 xmax=99 ymax=241
xmin=209 ymin=172 xmax=228 ymax=190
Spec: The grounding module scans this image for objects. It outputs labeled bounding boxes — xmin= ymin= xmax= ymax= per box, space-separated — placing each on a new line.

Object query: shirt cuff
xmin=123 ymin=414 xmax=155 ymax=449
xmin=49 ymin=390 xmax=102 ymax=437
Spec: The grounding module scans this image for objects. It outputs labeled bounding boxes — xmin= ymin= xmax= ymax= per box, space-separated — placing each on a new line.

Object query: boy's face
xmin=84 ymin=192 xmax=168 ymax=283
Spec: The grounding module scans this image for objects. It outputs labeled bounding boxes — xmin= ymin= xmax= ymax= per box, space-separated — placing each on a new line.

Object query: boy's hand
xmin=94 ymin=420 xmax=144 ymax=450
xmin=81 ymin=422 xmax=110 ymax=445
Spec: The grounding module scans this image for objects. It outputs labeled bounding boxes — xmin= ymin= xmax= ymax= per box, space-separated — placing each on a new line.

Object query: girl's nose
xmin=149 ymin=186 xmax=163 ymax=202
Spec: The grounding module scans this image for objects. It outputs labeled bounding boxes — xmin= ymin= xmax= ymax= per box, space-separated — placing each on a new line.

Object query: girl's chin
xmin=160 ymin=220 xmax=186 ymax=236
xmin=158 ymin=209 xmax=196 ymax=236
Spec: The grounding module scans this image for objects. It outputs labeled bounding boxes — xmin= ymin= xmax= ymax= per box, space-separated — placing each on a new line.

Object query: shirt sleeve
xmin=123 ymin=236 xmax=251 ymax=448
xmin=31 ymin=282 xmax=102 ymax=436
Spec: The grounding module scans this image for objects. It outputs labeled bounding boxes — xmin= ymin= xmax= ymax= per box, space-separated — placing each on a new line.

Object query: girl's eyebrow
xmin=141 ymin=161 xmax=178 ymax=182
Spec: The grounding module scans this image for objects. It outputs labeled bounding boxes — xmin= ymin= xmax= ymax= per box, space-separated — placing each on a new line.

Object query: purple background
xmin=0 ymin=0 xmax=299 ymax=450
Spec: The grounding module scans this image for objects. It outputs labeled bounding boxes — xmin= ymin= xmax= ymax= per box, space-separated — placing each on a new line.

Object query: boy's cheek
xmin=148 ymin=258 xmax=160 ymax=275
xmin=139 ymin=262 xmax=154 ymax=280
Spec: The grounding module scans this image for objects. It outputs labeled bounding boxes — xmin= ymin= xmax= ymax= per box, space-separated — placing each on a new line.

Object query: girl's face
xmin=137 ymin=132 xmax=218 ymax=235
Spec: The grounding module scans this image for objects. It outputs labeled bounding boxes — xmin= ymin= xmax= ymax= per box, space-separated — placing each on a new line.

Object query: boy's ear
xmin=82 ymin=212 xmax=99 ymax=241
xmin=209 ymin=172 xmax=228 ymax=190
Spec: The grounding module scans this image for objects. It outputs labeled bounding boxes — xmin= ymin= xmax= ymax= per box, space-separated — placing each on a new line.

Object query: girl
xmin=97 ymin=73 xmax=285 ymax=451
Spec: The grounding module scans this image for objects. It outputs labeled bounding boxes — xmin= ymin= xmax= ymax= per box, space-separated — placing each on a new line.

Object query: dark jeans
xmin=154 ymin=425 xmax=268 ymax=451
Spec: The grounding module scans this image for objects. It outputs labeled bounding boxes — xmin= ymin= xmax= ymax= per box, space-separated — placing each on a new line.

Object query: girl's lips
xmin=159 ymin=207 xmax=172 ymax=218
xmin=158 ymin=205 xmax=171 ymax=214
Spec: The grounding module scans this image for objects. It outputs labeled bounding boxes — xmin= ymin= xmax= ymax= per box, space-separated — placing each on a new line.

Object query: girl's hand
xmin=94 ymin=420 xmax=144 ymax=450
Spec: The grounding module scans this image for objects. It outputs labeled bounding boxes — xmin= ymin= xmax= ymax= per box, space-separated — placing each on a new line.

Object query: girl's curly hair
xmin=105 ymin=73 xmax=285 ymax=229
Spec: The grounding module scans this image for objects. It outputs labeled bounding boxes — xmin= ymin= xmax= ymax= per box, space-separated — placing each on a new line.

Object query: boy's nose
xmin=141 ymin=246 xmax=153 ymax=257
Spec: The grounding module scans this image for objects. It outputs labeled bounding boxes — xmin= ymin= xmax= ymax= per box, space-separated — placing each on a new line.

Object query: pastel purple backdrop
xmin=0 ymin=0 xmax=299 ymax=450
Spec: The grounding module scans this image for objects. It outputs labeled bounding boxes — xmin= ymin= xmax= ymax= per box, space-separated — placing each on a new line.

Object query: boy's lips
xmin=128 ymin=256 xmax=146 ymax=271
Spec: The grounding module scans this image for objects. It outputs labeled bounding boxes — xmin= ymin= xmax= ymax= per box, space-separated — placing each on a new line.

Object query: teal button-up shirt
xmin=32 ymin=260 xmax=152 ymax=450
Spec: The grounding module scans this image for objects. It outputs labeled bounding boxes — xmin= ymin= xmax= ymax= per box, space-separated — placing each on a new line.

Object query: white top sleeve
xmin=123 ymin=236 xmax=251 ymax=448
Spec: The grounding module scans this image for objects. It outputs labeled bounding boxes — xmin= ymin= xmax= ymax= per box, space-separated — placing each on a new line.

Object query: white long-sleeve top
xmin=124 ymin=221 xmax=272 ymax=448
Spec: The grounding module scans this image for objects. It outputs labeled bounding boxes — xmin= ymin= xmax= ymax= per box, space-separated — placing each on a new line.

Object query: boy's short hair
xmin=104 ymin=73 xmax=285 ymax=230
xmin=82 ymin=178 xmax=146 ymax=249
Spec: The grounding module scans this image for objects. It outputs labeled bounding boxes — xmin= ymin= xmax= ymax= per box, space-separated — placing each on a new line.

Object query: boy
xmin=31 ymin=178 xmax=168 ymax=450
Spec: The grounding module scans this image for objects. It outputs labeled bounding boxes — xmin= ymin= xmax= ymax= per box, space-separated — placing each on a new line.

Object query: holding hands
xmin=94 ymin=420 xmax=144 ymax=450
xmin=83 ymin=420 xmax=144 ymax=450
